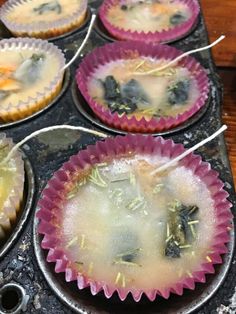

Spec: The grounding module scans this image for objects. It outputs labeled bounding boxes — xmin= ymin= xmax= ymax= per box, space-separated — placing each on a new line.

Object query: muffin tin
xmin=0 ymin=0 xmax=235 ymax=313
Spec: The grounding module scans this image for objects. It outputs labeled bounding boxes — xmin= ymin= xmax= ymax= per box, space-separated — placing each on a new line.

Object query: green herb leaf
xmin=126 ymin=196 xmax=146 ymax=211
xmin=88 ymin=167 xmax=107 ymax=188
xmin=33 ymin=1 xmax=62 ymax=14
xmin=153 ymin=183 xmax=164 ymax=194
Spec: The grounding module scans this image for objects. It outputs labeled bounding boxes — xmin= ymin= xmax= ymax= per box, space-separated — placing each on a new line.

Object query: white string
xmin=151 ymin=125 xmax=227 ymax=176
xmin=61 ymin=14 xmax=96 ymax=72
xmin=0 ymin=125 xmax=108 ymax=166
xmin=133 ymin=35 xmax=225 ymax=76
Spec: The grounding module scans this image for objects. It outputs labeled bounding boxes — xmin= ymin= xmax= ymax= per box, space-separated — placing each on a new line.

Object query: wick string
xmin=0 ymin=125 xmax=108 ymax=166
xmin=151 ymin=124 xmax=227 ymax=175
xmin=133 ymin=35 xmax=225 ymax=76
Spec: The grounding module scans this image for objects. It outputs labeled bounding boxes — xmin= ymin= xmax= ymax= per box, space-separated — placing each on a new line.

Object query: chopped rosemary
xmin=110 ymin=177 xmax=129 ymax=183
xmin=189 ymin=206 xmax=198 ymax=215
xmin=206 ymin=255 xmax=212 ymax=263
xmin=134 ymin=60 xmax=146 ymax=71
xmin=116 ymin=248 xmax=142 ymax=258
xmin=179 ymin=244 xmax=191 ymax=249
xmin=129 ymin=172 xmax=136 ymax=186
xmin=115 ymin=272 xmax=121 ymax=285
xmin=88 ymin=167 xmax=107 ymax=187
xmin=113 ymin=260 xmax=141 ymax=267
xmin=153 ymin=183 xmax=164 ymax=194
xmin=122 ymin=274 xmax=126 ymax=288
xmin=88 ymin=262 xmax=94 ymax=276
xmin=186 ymin=270 xmax=193 ymax=278
xmin=166 ymin=223 xmax=170 ymax=238
xmin=110 ymin=188 xmax=123 ymax=199
xmin=67 ymin=178 xmax=86 ymax=199
xmin=165 ymin=235 xmax=173 ymax=243
xmin=188 ymin=220 xmax=199 ymax=225
xmin=97 ymin=162 xmax=107 ymax=167
xmin=164 ymin=203 xmax=199 ymax=258
xmin=190 ymin=224 xmax=196 ymax=238
xmin=168 ymin=199 xmax=181 ymax=210
xmin=78 ymin=178 xmax=87 ymax=186
xmin=152 ymin=68 xmax=176 ymax=77
xmin=0 ymin=167 xmax=16 ymax=172
xmin=139 ymin=107 xmax=157 ymax=116
xmin=115 ymin=272 xmax=126 ymax=287
xmin=66 ymin=236 xmax=78 ymax=248
xmin=126 ymin=196 xmax=146 ymax=211
xmin=168 ymin=207 xmax=176 ymax=213
xmin=75 ymin=261 xmax=84 ymax=265
xmin=80 ymin=234 xmax=86 ymax=249
xmin=110 ymin=172 xmax=130 ymax=183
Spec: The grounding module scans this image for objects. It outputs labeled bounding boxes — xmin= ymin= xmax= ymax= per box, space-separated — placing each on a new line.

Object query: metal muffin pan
xmin=0 ymin=0 xmax=235 ymax=313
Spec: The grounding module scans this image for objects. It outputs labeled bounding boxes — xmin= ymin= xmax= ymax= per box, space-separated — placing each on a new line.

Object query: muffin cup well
xmin=0 ymin=0 xmax=87 ymax=39
xmin=99 ymin=0 xmax=200 ymax=43
xmin=76 ymin=41 xmax=209 ymax=133
xmin=37 ymin=134 xmax=232 ymax=301
xmin=0 ymin=37 xmax=65 ymax=122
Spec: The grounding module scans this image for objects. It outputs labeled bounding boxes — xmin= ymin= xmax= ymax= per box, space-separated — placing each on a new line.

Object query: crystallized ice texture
xmin=87 ymin=58 xmax=200 ymax=119
xmin=106 ymin=0 xmax=191 ymax=33
xmin=6 ymin=0 xmax=83 ymax=24
xmin=59 ymin=154 xmax=216 ymax=291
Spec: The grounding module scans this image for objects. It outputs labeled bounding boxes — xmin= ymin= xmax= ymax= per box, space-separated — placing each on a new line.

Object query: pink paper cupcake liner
xmin=37 ymin=134 xmax=233 ymax=302
xmin=0 ymin=133 xmax=24 ymax=239
xmin=99 ymin=0 xmax=200 ymax=43
xmin=0 ymin=0 xmax=87 ymax=38
xmin=76 ymin=41 xmax=209 ymax=133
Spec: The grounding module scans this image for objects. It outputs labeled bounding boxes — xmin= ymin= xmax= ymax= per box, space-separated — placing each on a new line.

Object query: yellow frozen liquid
xmin=0 ymin=49 xmax=61 ymax=109
xmin=7 ymin=0 xmax=83 ymax=24
xmin=88 ymin=58 xmax=200 ymax=119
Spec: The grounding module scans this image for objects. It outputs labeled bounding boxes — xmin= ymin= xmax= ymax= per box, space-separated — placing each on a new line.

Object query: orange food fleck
xmin=152 ymin=4 xmax=172 ymax=15
xmin=0 ymin=79 xmax=21 ymax=91
xmin=0 ymin=65 xmax=20 ymax=91
xmin=0 ymin=66 xmax=16 ymax=76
